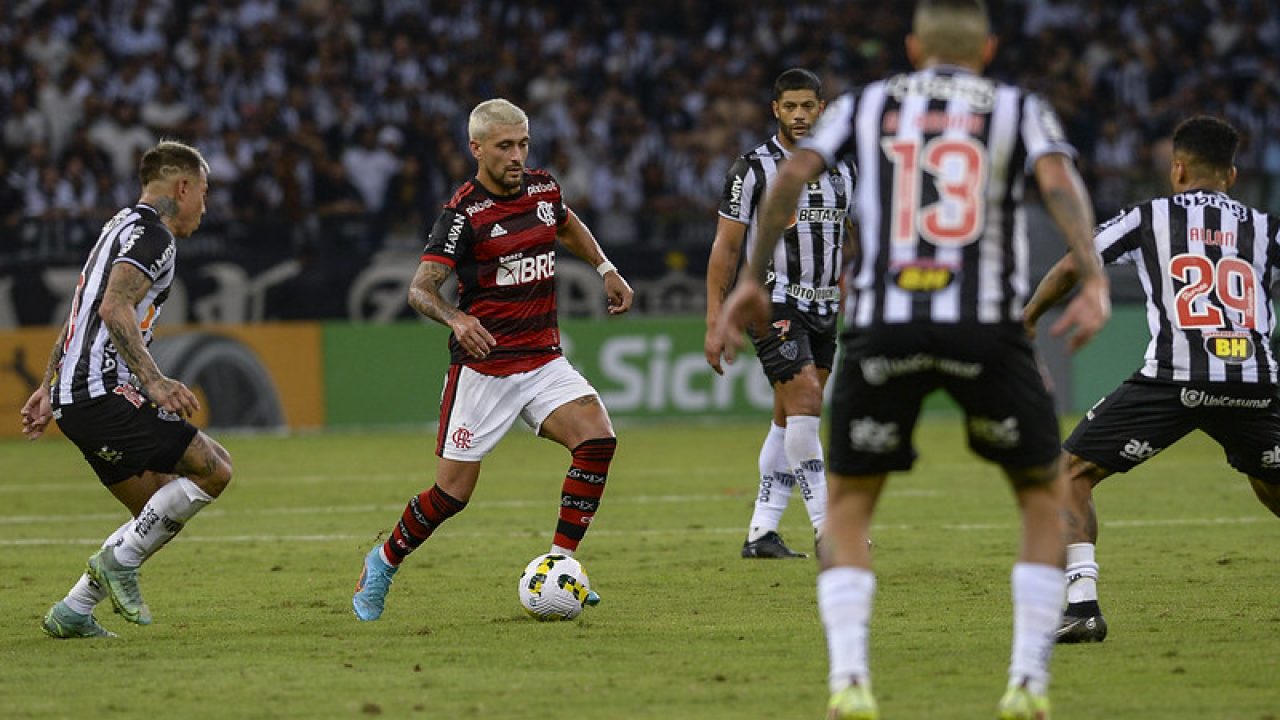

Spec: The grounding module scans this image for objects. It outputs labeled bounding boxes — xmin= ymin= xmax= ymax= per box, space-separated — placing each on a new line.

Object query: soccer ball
xmin=517 ymin=553 xmax=592 ymax=621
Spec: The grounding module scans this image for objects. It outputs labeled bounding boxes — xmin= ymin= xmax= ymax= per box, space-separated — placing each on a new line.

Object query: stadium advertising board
xmin=0 ymin=323 xmax=323 ymax=439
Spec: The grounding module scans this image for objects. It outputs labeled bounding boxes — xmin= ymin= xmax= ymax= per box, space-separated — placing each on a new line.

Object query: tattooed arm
xmin=408 ymin=260 xmax=495 ymax=359
xmin=1033 ymin=153 xmax=1111 ymax=351
xmin=19 ymin=320 xmax=69 ymax=439
xmin=100 ymin=262 xmax=200 ymax=416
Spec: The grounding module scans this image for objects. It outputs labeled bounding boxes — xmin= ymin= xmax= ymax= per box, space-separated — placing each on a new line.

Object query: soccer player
xmin=351 ymin=99 xmax=633 ymax=621
xmin=711 ymin=1 xmax=1111 ymax=718
xmin=706 ymin=68 xmax=855 ymax=559
xmin=1024 ymin=115 xmax=1280 ymax=644
xmin=21 ymin=140 xmax=233 ymax=637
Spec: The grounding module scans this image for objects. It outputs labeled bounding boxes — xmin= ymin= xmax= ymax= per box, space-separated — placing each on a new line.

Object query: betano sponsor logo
xmin=496 ymin=250 xmax=556 ymax=286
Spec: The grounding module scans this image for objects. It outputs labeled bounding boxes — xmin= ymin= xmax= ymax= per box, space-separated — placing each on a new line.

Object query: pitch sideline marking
xmin=0 ymin=515 xmax=1267 ymax=546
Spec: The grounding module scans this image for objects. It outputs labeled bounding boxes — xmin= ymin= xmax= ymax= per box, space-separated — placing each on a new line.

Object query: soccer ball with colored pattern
xmin=518 ymin=553 xmax=592 ymax=621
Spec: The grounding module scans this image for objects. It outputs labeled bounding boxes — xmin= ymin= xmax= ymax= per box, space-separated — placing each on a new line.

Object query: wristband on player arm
xmin=595 ymin=261 xmax=616 ymax=277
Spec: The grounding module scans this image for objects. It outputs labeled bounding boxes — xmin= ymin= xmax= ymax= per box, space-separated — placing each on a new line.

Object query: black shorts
xmin=54 ymin=387 xmax=199 ymax=486
xmin=750 ymin=303 xmax=837 ymax=384
xmin=827 ymin=323 xmax=1061 ymax=476
xmin=1065 ymin=380 xmax=1280 ymax=482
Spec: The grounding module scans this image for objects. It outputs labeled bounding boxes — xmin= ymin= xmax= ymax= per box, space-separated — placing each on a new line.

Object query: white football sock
xmin=63 ymin=520 xmax=132 ymax=614
xmin=785 ymin=415 xmax=827 ymax=531
xmin=115 ymin=477 xmax=214 ymax=567
xmin=818 ymin=566 xmax=876 ymax=693
xmin=1008 ymin=562 xmax=1066 ymax=695
xmin=1065 ymin=542 xmax=1099 ymax=603
xmin=550 ymin=544 xmax=574 ymax=557
xmin=747 ymin=423 xmax=792 ymax=541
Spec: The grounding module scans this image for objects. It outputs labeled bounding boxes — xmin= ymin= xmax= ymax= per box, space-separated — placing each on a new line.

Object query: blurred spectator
xmin=341 ymin=125 xmax=402 ymax=214
xmin=1092 ymin=118 xmax=1142 ymax=217
xmin=54 ymin=154 xmax=97 ymax=218
xmin=0 ymin=154 xmax=24 ymax=229
xmin=88 ymin=102 xmax=156 ymax=180
xmin=3 ymin=90 xmax=48 ymax=154
xmin=111 ymin=3 xmax=166 ymax=58
xmin=35 ymin=67 xmax=89 ymax=157
xmin=22 ymin=12 xmax=72 ymax=76
xmin=140 ymin=81 xmax=192 ymax=135
xmin=312 ymin=155 xmax=365 ymax=217
xmin=381 ymin=154 xmax=430 ymax=247
xmin=24 ymin=164 xmax=64 ymax=219
xmin=0 ymin=0 xmax=1278 ymax=257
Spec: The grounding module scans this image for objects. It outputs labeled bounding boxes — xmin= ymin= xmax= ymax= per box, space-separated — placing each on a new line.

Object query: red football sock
xmin=383 ymin=484 xmax=467 ymax=565
xmin=553 ymin=437 xmax=616 ymax=552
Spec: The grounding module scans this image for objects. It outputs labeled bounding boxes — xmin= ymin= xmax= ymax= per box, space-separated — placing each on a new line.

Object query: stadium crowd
xmin=3 ymin=0 xmax=1280 ymax=252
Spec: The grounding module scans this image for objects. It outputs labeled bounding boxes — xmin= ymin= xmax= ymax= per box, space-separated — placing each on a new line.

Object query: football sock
xmin=115 ymin=477 xmax=214 ymax=567
xmin=63 ymin=520 xmax=132 ymax=614
xmin=552 ymin=437 xmax=616 ymax=552
xmin=818 ymin=566 xmax=876 ymax=693
xmin=1008 ymin=562 xmax=1065 ymax=695
xmin=785 ymin=415 xmax=827 ymax=532
xmin=1065 ymin=542 xmax=1100 ymax=604
xmin=383 ymin=483 xmax=468 ymax=565
xmin=747 ymin=423 xmax=792 ymax=541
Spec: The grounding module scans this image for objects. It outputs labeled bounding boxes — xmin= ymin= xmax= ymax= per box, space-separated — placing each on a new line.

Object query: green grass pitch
xmin=1 ymin=419 xmax=1277 ymax=719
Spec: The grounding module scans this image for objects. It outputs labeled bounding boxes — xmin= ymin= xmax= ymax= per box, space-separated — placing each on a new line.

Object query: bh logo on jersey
xmin=496 ymin=250 xmax=556 ymax=286
xmin=1204 ymin=332 xmax=1254 ymax=364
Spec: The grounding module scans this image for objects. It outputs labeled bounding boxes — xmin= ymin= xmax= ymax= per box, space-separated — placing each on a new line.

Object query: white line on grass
xmin=0 ymin=516 xmax=1267 ymax=547
xmin=0 ymin=467 xmax=750 ymax=493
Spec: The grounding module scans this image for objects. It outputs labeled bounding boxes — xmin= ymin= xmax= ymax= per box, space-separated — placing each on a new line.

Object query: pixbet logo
xmin=465 ymin=198 xmax=494 ymax=217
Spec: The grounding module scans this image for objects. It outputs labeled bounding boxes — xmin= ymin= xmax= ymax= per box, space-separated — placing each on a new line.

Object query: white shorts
xmin=436 ymin=356 xmax=598 ymax=461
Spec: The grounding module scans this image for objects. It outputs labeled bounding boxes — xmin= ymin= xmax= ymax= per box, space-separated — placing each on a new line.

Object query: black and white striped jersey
xmin=1095 ymin=191 xmax=1280 ymax=385
xmin=801 ymin=65 xmax=1075 ymax=327
xmin=53 ymin=203 xmax=177 ymax=405
xmin=718 ymin=136 xmax=855 ymax=316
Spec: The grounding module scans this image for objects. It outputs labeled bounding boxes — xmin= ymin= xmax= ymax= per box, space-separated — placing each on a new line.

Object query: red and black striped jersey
xmin=422 ymin=169 xmax=569 ymax=375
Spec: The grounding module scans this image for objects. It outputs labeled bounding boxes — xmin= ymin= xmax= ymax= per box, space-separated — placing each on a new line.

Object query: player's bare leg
xmin=998 ymin=462 xmax=1066 ymax=717
xmin=86 ymin=432 xmax=233 ymax=626
xmin=539 ymin=395 xmax=615 ymax=606
xmin=354 ymin=459 xmax=477 ymax=621
xmin=818 ymin=471 xmax=883 ymax=719
xmin=1247 ymin=476 xmax=1280 ymax=518
xmin=1058 ymin=453 xmax=1113 ymax=644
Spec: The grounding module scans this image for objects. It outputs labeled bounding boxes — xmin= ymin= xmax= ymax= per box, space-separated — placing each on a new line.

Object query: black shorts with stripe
xmin=827 ymin=323 xmax=1061 ymax=476
xmin=1065 ymin=379 xmax=1280 ymax=482
xmin=54 ymin=387 xmax=199 ymax=486
xmin=750 ymin=303 xmax=837 ymax=385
